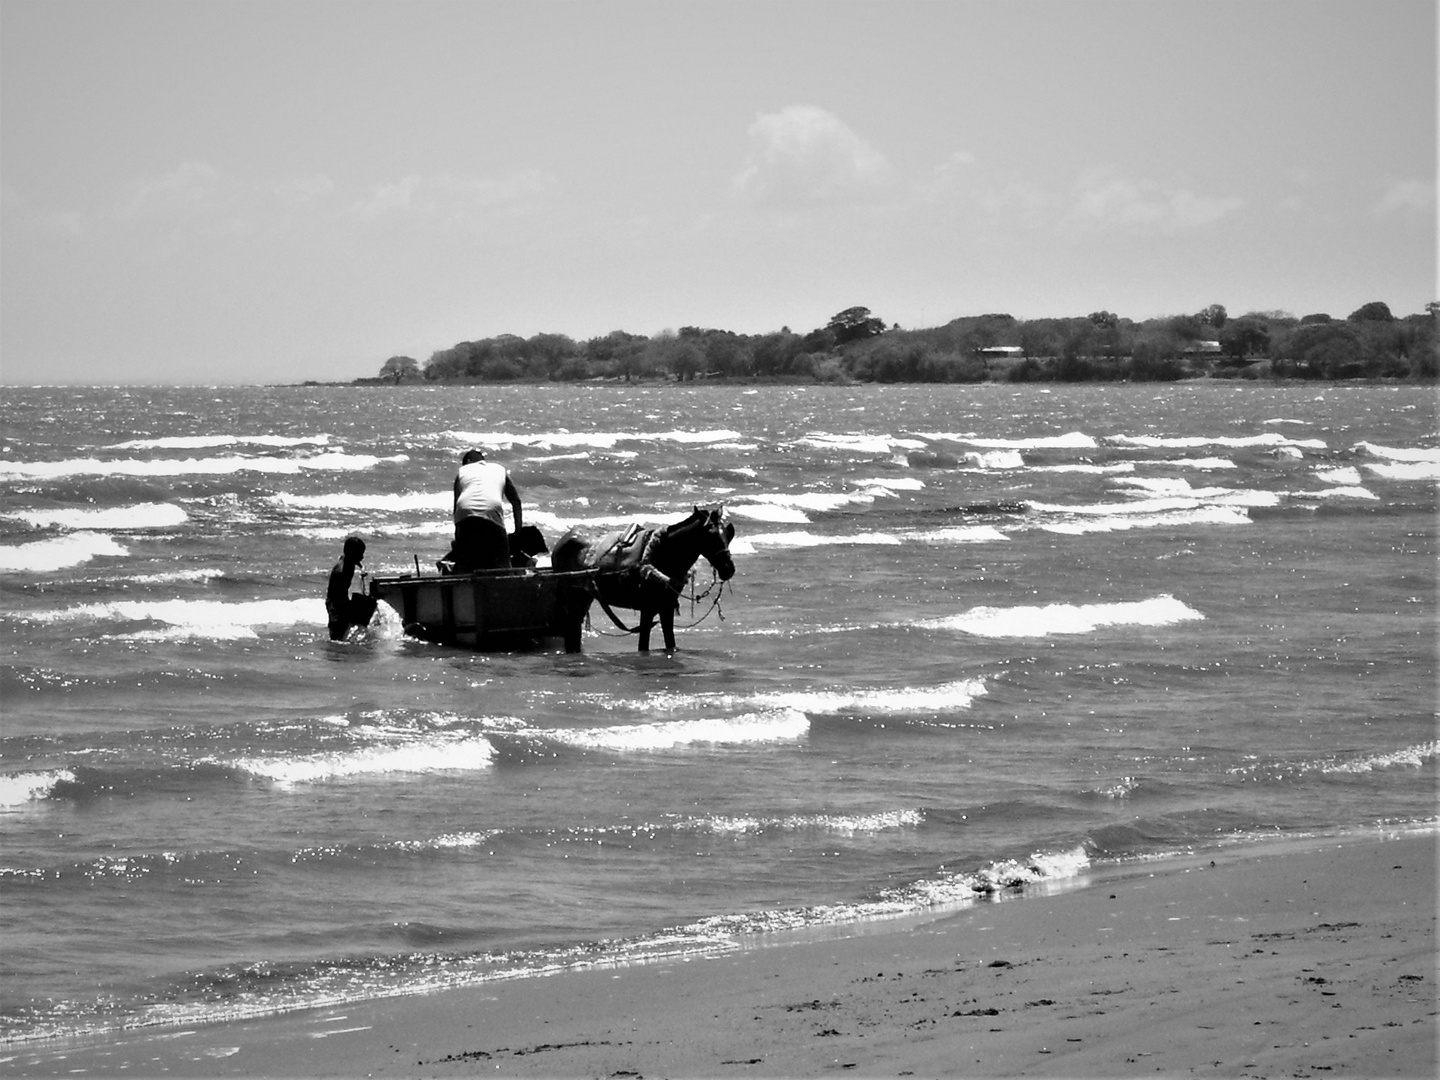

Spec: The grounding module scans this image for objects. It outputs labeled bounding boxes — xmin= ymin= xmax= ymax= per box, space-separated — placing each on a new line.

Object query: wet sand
xmin=8 ymin=832 xmax=1434 ymax=1078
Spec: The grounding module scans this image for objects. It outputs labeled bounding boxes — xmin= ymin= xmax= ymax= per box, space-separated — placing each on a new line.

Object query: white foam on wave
xmin=899 ymin=845 xmax=1092 ymax=906
xmin=223 ymin=735 xmax=497 ymax=786
xmin=1360 ymin=460 xmax=1440 ymax=481
xmin=0 ymin=453 xmax=406 ymax=481
xmin=1314 ymin=466 xmax=1363 ymax=485
xmin=1320 ymin=741 xmax=1439 ymax=775
xmin=741 ymin=525 xmax=1006 ymax=550
xmin=0 ymin=769 xmax=76 ymax=808
xmin=859 ymin=476 xmax=926 ymax=493
xmin=758 ymin=678 xmax=988 ymax=715
xmin=730 ymin=479 xmax=924 ymax=525
xmin=964 ymin=450 xmax=1025 ymax=469
xmin=1309 ymin=486 xmax=1379 ymax=501
xmin=1108 ymin=433 xmax=1326 ymax=450
xmin=726 ymin=504 xmax=809 ymax=524
xmin=545 ymin=708 xmax=810 ymax=752
xmin=915 ymin=431 xmax=1098 ymax=450
xmin=1112 ymin=477 xmax=1230 ymax=498
xmin=108 ymin=435 xmax=331 ymax=450
xmin=24 ymin=597 xmax=321 ymax=640
xmin=922 ymin=594 xmax=1203 ymax=638
xmin=696 ymin=808 xmax=924 ymax=837
xmin=0 ymin=533 xmax=129 ymax=573
xmin=743 ymin=530 xmax=899 ymax=548
xmin=737 ymin=490 xmax=874 ymax=514
xmin=6 ymin=502 xmax=189 ymax=530
xmin=124 ymin=568 xmax=227 ymax=585
xmin=796 ymin=433 xmax=927 ymax=454
xmin=1352 ymin=442 xmax=1440 ymax=463
xmin=1228 ymin=741 xmax=1439 ymax=780
xmin=1031 ymin=462 xmax=1136 ymax=475
xmin=630 ymin=677 xmax=988 ymax=717
xmin=270 ymin=491 xmax=447 ymax=513
xmin=447 ymin=429 xmax=743 ymax=452
xmin=1034 ymin=505 xmax=1253 ymax=534
xmin=1026 ymin=480 xmax=1280 ymax=535
xmin=903 ymin=525 xmax=1009 ymax=544
xmin=1131 ymin=456 xmax=1237 ymax=470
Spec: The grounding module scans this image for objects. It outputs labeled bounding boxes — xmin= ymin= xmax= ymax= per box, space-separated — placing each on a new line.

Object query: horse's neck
xmin=644 ymin=525 xmax=699 ymax=576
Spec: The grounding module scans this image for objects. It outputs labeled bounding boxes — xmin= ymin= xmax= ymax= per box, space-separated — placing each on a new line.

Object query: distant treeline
xmin=365 ymin=301 xmax=1438 ymax=386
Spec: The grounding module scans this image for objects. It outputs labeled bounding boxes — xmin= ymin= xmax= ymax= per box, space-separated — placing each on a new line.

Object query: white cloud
xmin=117 ymin=161 xmax=221 ymax=221
xmin=734 ymin=105 xmax=894 ymax=207
xmin=346 ymin=171 xmax=556 ymax=223
xmin=1069 ymin=168 xmax=1243 ymax=233
xmin=1372 ymin=178 xmax=1434 ymax=216
xmin=348 ymin=175 xmax=424 ymax=220
xmin=274 ymin=174 xmax=336 ymax=208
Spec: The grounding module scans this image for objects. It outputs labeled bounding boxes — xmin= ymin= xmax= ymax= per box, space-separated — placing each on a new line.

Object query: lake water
xmin=1 ymin=381 xmax=1435 ymax=1045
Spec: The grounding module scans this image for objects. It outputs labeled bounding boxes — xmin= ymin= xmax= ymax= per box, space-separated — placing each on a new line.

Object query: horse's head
xmin=693 ymin=505 xmax=735 ymax=581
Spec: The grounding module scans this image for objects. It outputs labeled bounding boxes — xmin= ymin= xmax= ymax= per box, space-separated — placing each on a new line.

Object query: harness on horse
xmin=588 ymin=522 xmax=726 ymax=636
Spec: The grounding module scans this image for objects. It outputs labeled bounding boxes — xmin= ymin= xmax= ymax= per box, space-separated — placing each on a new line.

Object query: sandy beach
xmin=8 ymin=832 xmax=1434 ymax=1079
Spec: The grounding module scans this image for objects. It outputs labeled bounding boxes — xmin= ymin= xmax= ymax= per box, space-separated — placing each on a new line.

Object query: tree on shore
xmin=378 ymin=356 xmax=421 ymax=383
xmin=826 ymin=306 xmax=887 ymax=345
xmin=377 ymin=299 xmax=1436 ymax=385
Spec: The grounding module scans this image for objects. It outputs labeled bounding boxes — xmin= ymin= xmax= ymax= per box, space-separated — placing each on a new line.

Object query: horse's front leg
xmin=660 ymin=607 xmax=677 ymax=653
xmin=637 ymin=608 xmax=655 ymax=652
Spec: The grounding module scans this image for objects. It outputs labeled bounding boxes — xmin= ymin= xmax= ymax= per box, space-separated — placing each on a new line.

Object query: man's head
xmin=342 ymin=536 xmax=366 ymax=562
xmin=461 ymin=449 xmax=486 ymax=466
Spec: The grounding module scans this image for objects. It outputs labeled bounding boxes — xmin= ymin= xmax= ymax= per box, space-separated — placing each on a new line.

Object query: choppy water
xmin=1 ymin=382 xmax=1435 ymax=1045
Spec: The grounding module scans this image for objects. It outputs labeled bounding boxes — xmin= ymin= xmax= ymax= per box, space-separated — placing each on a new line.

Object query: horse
xmin=552 ymin=506 xmax=736 ymax=653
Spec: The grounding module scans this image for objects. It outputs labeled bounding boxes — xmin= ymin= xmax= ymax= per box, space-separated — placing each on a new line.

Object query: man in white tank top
xmin=451 ymin=449 xmax=523 ymax=570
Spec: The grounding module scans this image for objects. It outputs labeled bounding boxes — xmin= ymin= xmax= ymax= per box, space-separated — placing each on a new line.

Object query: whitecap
xmin=446 ymin=429 xmax=744 ymax=452
xmin=1319 ymin=741 xmax=1439 ymax=774
xmin=922 ymin=594 xmax=1203 ymax=638
xmin=108 ymin=435 xmax=331 ymax=450
xmin=726 ymin=504 xmax=811 ymax=524
xmin=741 ymin=525 xmax=1005 ymax=550
xmin=1108 ymin=433 xmax=1326 ymax=450
xmin=7 ymin=502 xmax=189 ymax=530
xmin=0 ymin=453 xmax=406 ymax=481
xmin=743 ymin=530 xmax=900 ymax=548
xmin=1030 ymin=462 xmax=1136 ymax=474
xmin=963 ymin=450 xmax=1025 ymax=469
xmin=0 ymin=769 xmax=76 ymax=808
xmin=915 ymin=431 xmax=1097 ymax=450
xmin=270 ymin=491 xmax=447 ymax=513
xmin=1351 ymin=441 xmax=1440 ymax=463
xmin=1033 ymin=506 xmax=1252 ymax=534
xmin=754 ymin=678 xmax=988 ymax=715
xmin=1360 ymin=460 xmax=1440 ymax=481
xmin=1131 ymin=457 xmax=1236 ymax=470
xmin=224 ymin=735 xmax=496 ymax=786
xmin=697 ymin=808 xmax=924 ymax=836
xmin=26 ymin=597 xmax=321 ymax=640
xmin=796 ymin=433 xmax=927 ymax=454
xmin=546 ymin=709 xmax=810 ymax=752
xmin=0 ymin=533 xmax=128 ymax=573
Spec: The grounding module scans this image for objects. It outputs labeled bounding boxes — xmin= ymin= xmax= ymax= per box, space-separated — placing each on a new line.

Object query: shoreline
xmin=8 ymin=830 xmax=1434 ymax=1078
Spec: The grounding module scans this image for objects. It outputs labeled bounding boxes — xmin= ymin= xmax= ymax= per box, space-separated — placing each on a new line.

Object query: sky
xmin=1 ymin=0 xmax=1435 ymax=385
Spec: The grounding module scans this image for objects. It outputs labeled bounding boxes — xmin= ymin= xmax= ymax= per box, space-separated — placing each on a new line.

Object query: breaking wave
xmin=922 ymin=595 xmax=1204 ymax=638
